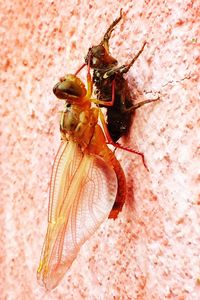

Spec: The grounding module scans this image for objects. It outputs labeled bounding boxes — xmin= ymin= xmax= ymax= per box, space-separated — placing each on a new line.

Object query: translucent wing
xmin=37 ymin=140 xmax=117 ymax=290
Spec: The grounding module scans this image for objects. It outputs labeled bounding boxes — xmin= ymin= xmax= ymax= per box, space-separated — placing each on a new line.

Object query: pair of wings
xmin=37 ymin=141 xmax=118 ymax=290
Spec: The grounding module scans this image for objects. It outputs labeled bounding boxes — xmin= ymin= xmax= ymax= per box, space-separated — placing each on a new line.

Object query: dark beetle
xmin=84 ymin=9 xmax=158 ymax=142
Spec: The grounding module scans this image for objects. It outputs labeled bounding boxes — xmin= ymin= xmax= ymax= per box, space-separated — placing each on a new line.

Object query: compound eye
xmin=53 ymin=75 xmax=87 ymax=100
xmin=57 ymin=80 xmax=83 ymax=96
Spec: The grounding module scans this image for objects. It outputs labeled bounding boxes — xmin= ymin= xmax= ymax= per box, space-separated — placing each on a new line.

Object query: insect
xmin=37 ymin=70 xmax=126 ymax=290
xmin=82 ymin=9 xmax=159 ymax=143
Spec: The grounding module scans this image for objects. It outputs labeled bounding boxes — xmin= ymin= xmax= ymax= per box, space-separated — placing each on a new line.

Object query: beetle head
xmin=85 ymin=45 xmax=117 ymax=69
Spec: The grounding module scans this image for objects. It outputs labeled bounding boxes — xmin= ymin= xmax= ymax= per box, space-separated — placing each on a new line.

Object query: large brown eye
xmin=53 ymin=75 xmax=86 ymax=99
xmin=58 ymin=80 xmax=82 ymax=96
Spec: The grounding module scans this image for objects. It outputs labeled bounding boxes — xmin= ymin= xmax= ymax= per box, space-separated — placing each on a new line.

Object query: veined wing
xmin=37 ymin=140 xmax=117 ymax=290
xmin=48 ymin=140 xmax=83 ymax=223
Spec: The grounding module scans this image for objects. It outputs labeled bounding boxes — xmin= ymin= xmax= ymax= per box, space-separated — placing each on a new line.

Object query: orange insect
xmin=37 ymin=69 xmax=126 ymax=290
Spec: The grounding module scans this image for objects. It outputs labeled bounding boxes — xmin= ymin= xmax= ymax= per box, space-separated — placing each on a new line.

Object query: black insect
xmin=84 ymin=9 xmax=158 ymax=143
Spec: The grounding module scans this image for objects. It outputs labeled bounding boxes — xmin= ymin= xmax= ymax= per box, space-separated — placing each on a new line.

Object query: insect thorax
xmin=60 ymin=104 xmax=99 ymax=149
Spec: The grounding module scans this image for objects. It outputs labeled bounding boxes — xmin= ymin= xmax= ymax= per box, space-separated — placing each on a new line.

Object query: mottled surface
xmin=0 ymin=0 xmax=199 ymax=299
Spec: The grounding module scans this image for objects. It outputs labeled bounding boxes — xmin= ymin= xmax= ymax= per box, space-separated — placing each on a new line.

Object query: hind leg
xmin=119 ymin=41 xmax=147 ymax=74
xmin=120 ymin=97 xmax=160 ymax=114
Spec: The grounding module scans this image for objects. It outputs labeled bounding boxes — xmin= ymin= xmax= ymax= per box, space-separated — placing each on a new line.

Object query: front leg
xmin=103 ymin=42 xmax=147 ymax=79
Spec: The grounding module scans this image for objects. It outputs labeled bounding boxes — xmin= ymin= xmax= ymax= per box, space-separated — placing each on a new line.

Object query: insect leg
xmin=120 ymin=41 xmax=147 ymax=74
xmin=90 ymin=80 xmax=116 ymax=106
xmin=119 ymin=96 xmax=160 ymax=113
xmin=108 ymin=81 xmax=159 ymax=114
xmin=101 ymin=9 xmax=123 ymax=51
xmin=125 ymin=97 xmax=160 ymax=112
xmin=85 ymin=55 xmax=93 ymax=98
xmin=103 ymin=41 xmax=147 ymax=79
xmin=98 ymin=108 xmax=149 ymax=171
xmin=74 ymin=63 xmax=86 ymax=75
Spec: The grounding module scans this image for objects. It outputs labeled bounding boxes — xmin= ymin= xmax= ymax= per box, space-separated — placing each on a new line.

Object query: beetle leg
xmin=74 ymin=63 xmax=86 ymax=76
xmin=103 ymin=41 xmax=147 ymax=79
xmin=113 ymin=82 xmax=160 ymax=113
xmin=85 ymin=56 xmax=93 ymax=98
xmin=119 ymin=97 xmax=160 ymax=113
xmin=125 ymin=97 xmax=160 ymax=112
xmin=90 ymin=80 xmax=116 ymax=106
xmin=120 ymin=41 xmax=147 ymax=74
xmin=98 ymin=108 xmax=149 ymax=171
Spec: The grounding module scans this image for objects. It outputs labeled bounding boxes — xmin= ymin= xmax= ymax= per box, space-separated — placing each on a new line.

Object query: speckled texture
xmin=1 ymin=0 xmax=199 ymax=299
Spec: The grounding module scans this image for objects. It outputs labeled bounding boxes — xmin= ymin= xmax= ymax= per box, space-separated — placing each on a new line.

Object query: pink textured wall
xmin=1 ymin=0 xmax=199 ymax=299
